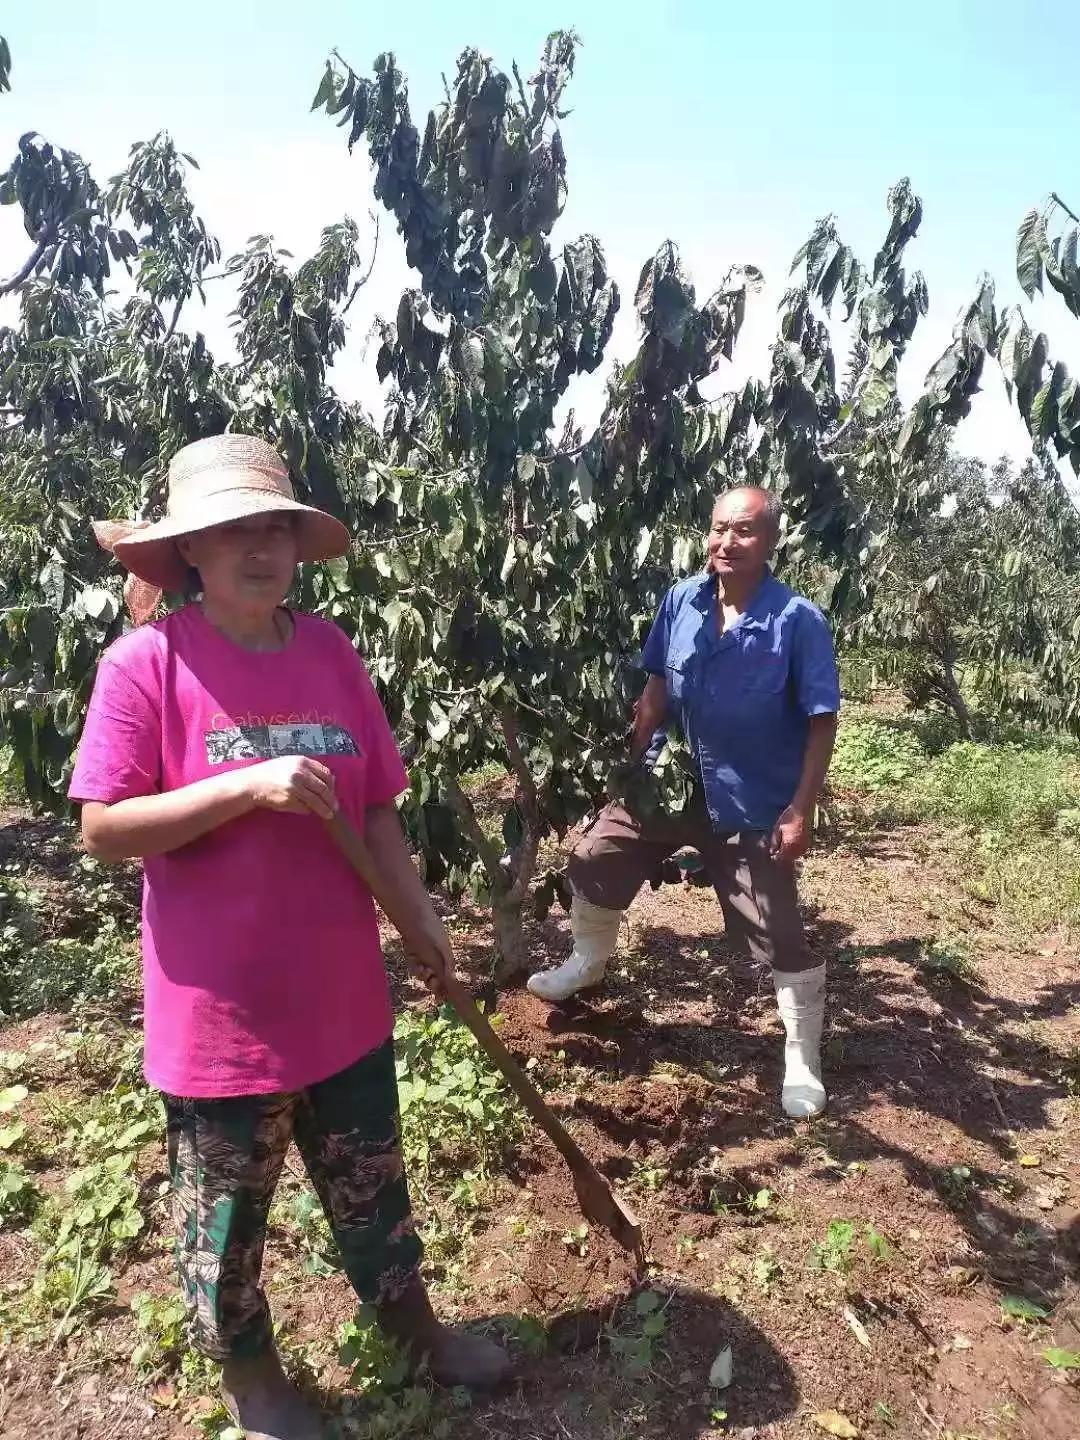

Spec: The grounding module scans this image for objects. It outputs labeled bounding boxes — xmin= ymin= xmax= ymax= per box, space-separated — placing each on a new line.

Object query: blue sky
xmin=5 ymin=0 xmax=1079 ymax=465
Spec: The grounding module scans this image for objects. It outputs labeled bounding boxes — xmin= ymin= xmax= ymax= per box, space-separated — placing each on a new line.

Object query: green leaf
xmin=0 ymin=1120 xmax=26 ymax=1149
xmin=383 ymin=599 xmax=405 ymax=635
xmin=634 ymin=1290 xmax=662 ymax=1316
xmin=79 ymin=587 xmax=119 ymax=623
xmin=0 ymin=1085 xmax=28 ymax=1113
xmin=1016 ymin=208 xmax=1045 ymax=299
xmin=1043 ymin=1348 xmax=1080 ymax=1370
xmin=26 ymin=607 xmax=57 ymax=660
xmin=325 ymin=556 xmax=351 ymax=593
xmin=858 ymin=373 xmax=893 ymax=419
xmin=1000 ymin=1294 xmax=1049 ymax=1322
xmin=427 ymin=702 xmax=450 ymax=743
xmin=311 ymin=62 xmax=336 ymax=113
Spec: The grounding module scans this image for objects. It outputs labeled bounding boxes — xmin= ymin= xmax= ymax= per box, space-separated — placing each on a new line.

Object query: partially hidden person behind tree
xmin=527 ymin=486 xmax=840 ymax=1120
xmin=70 ymin=435 xmax=509 ymax=1440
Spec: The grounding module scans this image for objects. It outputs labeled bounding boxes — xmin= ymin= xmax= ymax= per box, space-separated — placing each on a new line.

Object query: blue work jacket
xmin=640 ymin=570 xmax=840 ymax=832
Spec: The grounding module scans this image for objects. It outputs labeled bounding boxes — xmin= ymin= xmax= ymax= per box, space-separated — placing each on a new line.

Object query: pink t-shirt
xmin=69 ymin=605 xmax=408 ymax=1099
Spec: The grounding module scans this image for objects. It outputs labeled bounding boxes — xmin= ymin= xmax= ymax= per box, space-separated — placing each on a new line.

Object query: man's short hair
xmin=714 ymin=485 xmax=782 ymax=541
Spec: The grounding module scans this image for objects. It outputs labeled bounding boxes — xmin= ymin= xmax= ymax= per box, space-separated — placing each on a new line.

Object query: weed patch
xmin=394 ymin=1005 xmax=524 ymax=1190
xmin=0 ymin=858 xmax=139 ymax=1019
xmin=830 ymin=719 xmax=926 ymax=793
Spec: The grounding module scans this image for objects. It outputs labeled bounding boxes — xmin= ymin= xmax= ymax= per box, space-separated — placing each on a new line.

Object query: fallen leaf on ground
xmin=843 ymin=1306 xmax=871 ymax=1349
xmin=944 ymin=1265 xmax=977 ymax=1288
xmin=812 ymin=1411 xmax=860 ymax=1438
xmin=1018 ymin=1154 xmax=1041 ymax=1167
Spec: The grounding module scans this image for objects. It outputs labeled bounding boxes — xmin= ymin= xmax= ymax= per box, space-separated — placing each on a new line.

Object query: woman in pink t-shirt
xmin=71 ymin=435 xmax=508 ymax=1439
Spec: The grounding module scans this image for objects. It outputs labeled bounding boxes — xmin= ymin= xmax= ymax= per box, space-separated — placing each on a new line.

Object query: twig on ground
xmin=984 ymin=1079 xmax=1010 ymax=1129
xmin=916 ymin=1396 xmax=945 ymax=1434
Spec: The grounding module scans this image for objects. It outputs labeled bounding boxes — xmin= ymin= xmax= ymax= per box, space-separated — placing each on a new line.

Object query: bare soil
xmin=1 ymin=808 xmax=1078 ymax=1440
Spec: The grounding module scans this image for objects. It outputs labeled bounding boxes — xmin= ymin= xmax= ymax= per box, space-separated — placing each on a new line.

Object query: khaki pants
xmin=566 ymin=799 xmax=812 ymax=973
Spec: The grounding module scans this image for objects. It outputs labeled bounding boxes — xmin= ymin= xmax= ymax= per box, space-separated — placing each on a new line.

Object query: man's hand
xmin=401 ymin=913 xmax=454 ymax=999
xmin=629 ymin=674 xmax=669 ymax=761
xmin=770 ymin=804 xmax=811 ymax=866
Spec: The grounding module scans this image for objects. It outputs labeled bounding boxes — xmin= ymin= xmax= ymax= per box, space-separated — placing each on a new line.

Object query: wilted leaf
xmin=842 ymin=1306 xmax=871 ymax=1349
xmin=1018 ymin=1154 xmax=1041 ymax=1168
xmin=812 ymin=1411 xmax=860 ymax=1438
xmin=149 ymin=1382 xmax=177 ymax=1408
xmin=944 ymin=1265 xmax=977 ymax=1288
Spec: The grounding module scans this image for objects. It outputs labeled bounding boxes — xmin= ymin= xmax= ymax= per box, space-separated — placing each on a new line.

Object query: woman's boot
xmin=378 ymin=1277 xmax=511 ymax=1387
xmin=221 ymin=1345 xmax=324 ymax=1440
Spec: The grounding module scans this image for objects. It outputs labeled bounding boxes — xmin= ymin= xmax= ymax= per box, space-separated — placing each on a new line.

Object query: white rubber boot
xmin=527 ymin=895 xmax=622 ymax=1003
xmin=773 ymin=964 xmax=827 ymax=1119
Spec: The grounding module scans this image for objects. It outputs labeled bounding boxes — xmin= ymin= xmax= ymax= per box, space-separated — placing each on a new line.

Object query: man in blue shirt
xmin=528 ymin=486 xmax=840 ymax=1118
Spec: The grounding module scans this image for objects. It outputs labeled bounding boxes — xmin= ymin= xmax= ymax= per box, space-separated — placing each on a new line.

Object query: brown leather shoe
xmin=220 ymin=1346 xmax=324 ymax=1439
xmin=377 ymin=1278 xmax=512 ymax=1388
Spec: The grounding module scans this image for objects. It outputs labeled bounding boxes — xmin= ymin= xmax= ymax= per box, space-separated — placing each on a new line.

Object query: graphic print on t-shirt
xmin=205 ymin=723 xmax=360 ymax=765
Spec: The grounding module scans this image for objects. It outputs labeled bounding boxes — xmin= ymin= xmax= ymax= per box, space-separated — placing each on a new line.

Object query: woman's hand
xmin=401 ymin=914 xmax=454 ymax=1000
xmin=242 ymin=757 xmax=338 ymax=819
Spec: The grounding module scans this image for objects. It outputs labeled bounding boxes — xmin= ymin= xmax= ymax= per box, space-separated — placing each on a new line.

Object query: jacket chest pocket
xmin=736 ymin=652 xmax=788 ymax=694
xmin=702 ymin=647 xmax=787 ymax=703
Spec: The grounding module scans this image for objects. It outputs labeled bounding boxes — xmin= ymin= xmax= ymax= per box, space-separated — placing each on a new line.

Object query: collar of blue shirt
xmin=689 ymin=566 xmax=780 ymax=636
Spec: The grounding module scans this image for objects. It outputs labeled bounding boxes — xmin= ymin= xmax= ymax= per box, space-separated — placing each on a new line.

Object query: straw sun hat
xmin=94 ymin=434 xmax=350 ymax=619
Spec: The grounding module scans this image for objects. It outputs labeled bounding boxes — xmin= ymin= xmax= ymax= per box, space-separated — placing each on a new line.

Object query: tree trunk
xmin=492 ymin=895 xmax=527 ymax=982
xmin=492 ymin=708 xmax=542 ymax=983
xmin=940 ymin=649 xmax=974 ymax=740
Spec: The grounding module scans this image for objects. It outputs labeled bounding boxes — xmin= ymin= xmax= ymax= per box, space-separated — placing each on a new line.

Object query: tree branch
xmin=0 ymin=230 xmax=52 ymax=297
xmin=331 ymin=47 xmax=361 ymax=81
xmin=164 ymin=292 xmax=185 ymax=341
xmin=443 ymin=772 xmax=505 ymax=885
xmin=342 ymin=211 xmax=379 ymax=316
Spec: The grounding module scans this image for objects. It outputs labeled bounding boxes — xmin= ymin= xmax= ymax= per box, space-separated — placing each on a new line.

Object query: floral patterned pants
xmin=164 ymin=1039 xmax=422 ymax=1360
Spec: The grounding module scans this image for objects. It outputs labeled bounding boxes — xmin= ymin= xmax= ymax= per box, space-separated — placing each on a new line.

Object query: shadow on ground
xmin=326 ymin=1286 xmax=798 ymax=1440
xmin=451 ymin=819 xmax=1080 ymax=1320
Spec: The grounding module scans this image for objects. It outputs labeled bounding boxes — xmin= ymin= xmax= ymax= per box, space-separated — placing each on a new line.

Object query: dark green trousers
xmin=165 ymin=1039 xmax=422 ymax=1360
